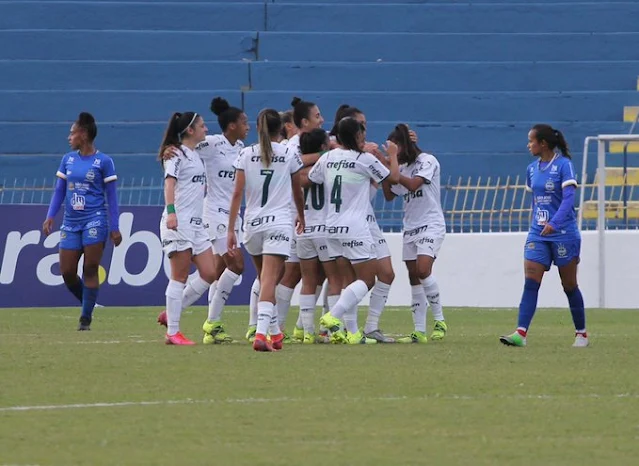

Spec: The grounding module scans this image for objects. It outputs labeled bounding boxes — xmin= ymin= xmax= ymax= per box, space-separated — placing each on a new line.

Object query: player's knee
xmin=82 ymin=264 xmax=99 ymax=279
xmin=417 ymin=268 xmax=432 ymax=281
xmin=378 ymin=269 xmax=395 ymax=285
xmin=61 ymin=271 xmax=77 ymax=284
xmin=228 ymin=258 xmax=244 ymax=275
xmin=562 ymin=283 xmax=578 ymax=294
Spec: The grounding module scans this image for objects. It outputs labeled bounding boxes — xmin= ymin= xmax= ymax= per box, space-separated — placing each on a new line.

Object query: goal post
xmin=579 ymin=134 xmax=639 ymax=308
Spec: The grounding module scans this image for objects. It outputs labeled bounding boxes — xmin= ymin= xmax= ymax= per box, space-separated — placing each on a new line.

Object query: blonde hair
xmin=257 ymin=109 xmax=282 ymax=167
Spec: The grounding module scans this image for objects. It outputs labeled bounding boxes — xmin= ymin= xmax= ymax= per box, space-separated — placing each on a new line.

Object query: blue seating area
xmin=2 ymin=0 xmax=639 ymax=229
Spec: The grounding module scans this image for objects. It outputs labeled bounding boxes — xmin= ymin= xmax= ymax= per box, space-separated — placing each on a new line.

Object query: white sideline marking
xmin=1 ymin=393 xmax=637 ymax=413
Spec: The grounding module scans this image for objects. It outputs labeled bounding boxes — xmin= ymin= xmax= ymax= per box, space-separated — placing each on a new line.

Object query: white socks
xmin=249 ymin=278 xmax=260 ymax=326
xmin=365 ymin=281 xmax=391 ymax=333
xmin=329 ymin=280 xmax=369 ymax=320
xmin=299 ymin=293 xmax=316 ymax=334
xmin=181 ymin=276 xmax=210 ymax=310
xmin=166 ymin=280 xmax=186 ymax=336
xmin=276 ymin=284 xmax=295 ymax=328
xmin=421 ymin=275 xmax=444 ymax=321
xmin=343 ymin=304 xmax=359 ymax=334
xmin=207 ymin=269 xmax=239 ymax=321
xmin=256 ymin=301 xmax=273 ymax=336
xmin=411 ymin=284 xmax=427 ymax=333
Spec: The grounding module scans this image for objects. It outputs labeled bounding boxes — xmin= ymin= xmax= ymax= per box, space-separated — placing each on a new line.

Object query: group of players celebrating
xmin=43 ymin=98 xmax=588 ymax=350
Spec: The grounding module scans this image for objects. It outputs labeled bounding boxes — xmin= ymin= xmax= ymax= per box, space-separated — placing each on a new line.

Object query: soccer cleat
xmin=253 ymin=334 xmax=274 ymax=352
xmin=165 ymin=332 xmax=196 ymax=345
xmin=157 ymin=310 xmax=167 ymax=327
xmin=271 ymin=333 xmax=285 ymax=350
xmin=430 ymin=320 xmax=448 ymax=340
xmin=245 ymin=325 xmax=257 ymax=343
xmin=303 ymin=333 xmax=317 ymax=344
xmin=292 ymin=326 xmax=304 ymax=342
xmin=499 ymin=331 xmax=527 ymax=347
xmin=365 ymin=329 xmax=395 ymax=343
xmin=77 ymin=316 xmax=91 ymax=331
xmin=572 ymin=333 xmax=589 ymax=348
xmin=202 ymin=320 xmax=233 ymax=344
xmin=319 ymin=313 xmax=343 ymax=334
xmin=397 ymin=331 xmax=428 ymax=344
xmin=346 ymin=330 xmax=377 ymax=345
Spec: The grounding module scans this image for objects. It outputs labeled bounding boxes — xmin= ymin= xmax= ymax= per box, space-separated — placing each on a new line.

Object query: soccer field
xmin=1 ymin=307 xmax=638 ymax=466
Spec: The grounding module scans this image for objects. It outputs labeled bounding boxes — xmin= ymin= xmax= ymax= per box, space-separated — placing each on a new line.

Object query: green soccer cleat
xmin=346 ymin=330 xmax=377 ymax=345
xmin=397 ymin=331 xmax=428 ymax=344
xmin=319 ymin=313 xmax=343 ymax=334
xmin=292 ymin=326 xmax=304 ymax=343
xmin=430 ymin=320 xmax=448 ymax=341
xmin=303 ymin=332 xmax=317 ymax=344
xmin=245 ymin=325 xmax=257 ymax=343
xmin=202 ymin=320 xmax=233 ymax=344
xmin=499 ymin=331 xmax=527 ymax=347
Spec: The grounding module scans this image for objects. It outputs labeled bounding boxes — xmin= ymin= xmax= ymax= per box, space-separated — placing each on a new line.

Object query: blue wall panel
xmin=0 ymin=2 xmax=265 ymax=31
xmin=266 ymin=3 xmax=639 ymax=33
xmin=0 ymin=31 xmax=257 ymax=60
xmin=258 ymin=32 xmax=639 ymax=62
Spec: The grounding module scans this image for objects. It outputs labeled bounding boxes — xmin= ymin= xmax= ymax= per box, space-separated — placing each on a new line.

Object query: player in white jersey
xmin=383 ymin=124 xmax=448 ymax=344
xmin=228 ymin=108 xmax=305 ymax=352
xmin=293 ymin=129 xmax=344 ymax=343
xmin=195 ymin=97 xmax=250 ymax=344
xmin=279 ymin=110 xmax=297 ymax=145
xmin=310 ymin=117 xmax=399 ymax=344
xmin=158 ymin=112 xmax=216 ymax=345
xmin=274 ymin=96 xmax=325 ymax=341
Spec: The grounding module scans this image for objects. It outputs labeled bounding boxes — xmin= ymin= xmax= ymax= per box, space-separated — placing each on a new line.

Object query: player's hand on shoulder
xmin=166 ymin=213 xmax=178 ymax=231
xmin=111 ymin=231 xmax=122 ymax=246
xmin=162 ymin=145 xmax=179 ymax=160
xmin=42 ymin=218 xmax=54 ymax=236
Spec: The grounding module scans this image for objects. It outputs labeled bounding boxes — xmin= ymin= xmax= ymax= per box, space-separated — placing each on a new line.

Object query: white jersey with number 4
xmin=161 ymin=145 xmax=207 ymax=231
xmin=391 ymin=152 xmax=445 ymax=234
xmin=234 ymin=142 xmax=303 ymax=233
xmin=196 ymin=134 xmax=243 ymax=233
xmin=308 ymin=148 xmax=389 ymax=239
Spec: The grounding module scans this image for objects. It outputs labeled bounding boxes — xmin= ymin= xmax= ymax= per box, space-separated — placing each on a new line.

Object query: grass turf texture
xmin=1 ymin=307 xmax=638 ymax=466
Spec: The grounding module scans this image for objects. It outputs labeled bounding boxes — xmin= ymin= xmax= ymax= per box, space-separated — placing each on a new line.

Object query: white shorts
xmin=402 ymin=230 xmax=445 ymax=261
xmin=160 ymin=227 xmax=211 ymax=258
xmin=369 ymin=221 xmax=391 ymax=260
xmin=327 ymin=237 xmax=374 ymax=264
xmin=286 ymin=231 xmax=300 ymax=263
xmin=297 ymin=237 xmax=332 ymax=262
xmin=244 ymin=228 xmax=292 ymax=258
xmin=210 ymin=230 xmax=243 ymax=256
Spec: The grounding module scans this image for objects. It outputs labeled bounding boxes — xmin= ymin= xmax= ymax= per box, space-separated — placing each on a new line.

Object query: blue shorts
xmin=60 ymin=219 xmax=108 ymax=250
xmin=524 ymin=239 xmax=581 ymax=270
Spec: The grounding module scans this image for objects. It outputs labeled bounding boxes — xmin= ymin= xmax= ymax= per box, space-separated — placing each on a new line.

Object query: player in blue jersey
xmin=42 ymin=112 xmax=121 ymax=331
xmin=500 ymin=124 xmax=588 ymax=348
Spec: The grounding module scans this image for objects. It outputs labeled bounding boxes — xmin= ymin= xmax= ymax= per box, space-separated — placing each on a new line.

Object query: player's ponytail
xmin=337 ymin=117 xmax=365 ymax=153
xmin=388 ymin=123 xmax=421 ymax=165
xmin=532 ymin=124 xmax=572 ymax=159
xmin=158 ymin=112 xmax=197 ymax=163
xmin=257 ymin=108 xmax=282 ymax=167
xmin=76 ymin=112 xmax=97 ymax=141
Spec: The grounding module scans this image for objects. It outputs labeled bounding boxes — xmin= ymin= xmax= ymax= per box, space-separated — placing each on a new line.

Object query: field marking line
xmin=2 ymin=393 xmax=637 ymax=413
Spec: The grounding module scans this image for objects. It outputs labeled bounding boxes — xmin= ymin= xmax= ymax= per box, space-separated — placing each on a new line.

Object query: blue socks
xmin=81 ymin=287 xmax=99 ymax=320
xmin=565 ymin=287 xmax=586 ymax=331
xmin=517 ymin=278 xmax=541 ymax=331
xmin=66 ymin=277 xmax=84 ymax=303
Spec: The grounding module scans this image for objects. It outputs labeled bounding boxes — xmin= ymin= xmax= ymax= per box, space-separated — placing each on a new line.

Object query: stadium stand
xmin=1 ymin=0 xmax=638 ymax=230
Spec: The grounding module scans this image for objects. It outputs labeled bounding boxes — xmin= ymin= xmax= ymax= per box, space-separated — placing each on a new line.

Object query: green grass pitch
xmin=1 ymin=306 xmax=638 ymax=465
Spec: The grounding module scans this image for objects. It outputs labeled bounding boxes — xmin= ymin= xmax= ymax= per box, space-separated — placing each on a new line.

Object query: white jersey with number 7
xmin=234 ymin=141 xmax=303 ymax=233
xmin=308 ymin=148 xmax=390 ymax=239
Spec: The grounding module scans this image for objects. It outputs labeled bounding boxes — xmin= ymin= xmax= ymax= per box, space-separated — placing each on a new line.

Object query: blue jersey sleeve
xmin=102 ymin=155 xmax=117 ymax=183
xmin=560 ymin=159 xmax=578 ymax=188
xmin=56 ymin=153 xmax=69 ymax=180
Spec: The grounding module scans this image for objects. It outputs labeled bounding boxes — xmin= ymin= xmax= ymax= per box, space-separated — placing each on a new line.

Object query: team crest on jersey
xmin=545 ymin=180 xmax=555 ymax=192
xmin=60 ymin=231 xmax=67 ymax=239
xmin=88 ymin=228 xmax=98 ymax=239
xmin=92 ymin=158 xmax=101 ymax=167
xmin=217 ymin=224 xmax=227 ymax=234
xmin=551 ymin=165 xmax=558 ymax=173
xmin=557 ymin=243 xmax=567 ymax=258
xmin=85 ymin=170 xmax=95 ymax=182
xmin=68 ymin=156 xmax=74 ymax=163
xmin=527 ymin=242 xmax=535 ymax=249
